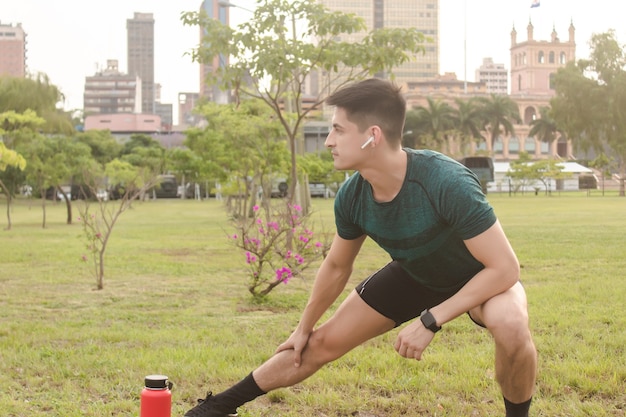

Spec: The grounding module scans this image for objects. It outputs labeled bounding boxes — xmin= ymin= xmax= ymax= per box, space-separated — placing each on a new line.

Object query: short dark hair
xmin=326 ymin=78 xmax=406 ymax=144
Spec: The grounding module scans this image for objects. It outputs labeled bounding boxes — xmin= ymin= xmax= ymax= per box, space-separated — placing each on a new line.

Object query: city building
xmin=317 ymin=0 xmax=439 ymax=85
xmin=154 ymin=83 xmax=173 ymax=132
xmin=199 ymin=1 xmax=230 ymax=103
xmin=155 ymin=102 xmax=173 ymax=132
xmin=83 ymin=59 xmax=141 ymax=115
xmin=84 ymin=113 xmax=161 ymax=133
xmin=127 ymin=12 xmax=155 ymax=114
xmin=396 ymin=21 xmax=577 ymax=164
xmin=405 ymin=72 xmax=487 ymax=108
xmin=476 ymin=57 xmax=508 ymax=95
xmin=178 ymin=92 xmax=202 ymax=128
xmin=505 ymin=20 xmax=577 ymax=160
xmin=510 ymin=20 xmax=576 ymax=97
xmin=0 ymin=22 xmax=27 ymax=77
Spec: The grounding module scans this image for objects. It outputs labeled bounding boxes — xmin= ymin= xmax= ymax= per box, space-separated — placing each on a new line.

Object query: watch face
xmin=421 ymin=310 xmax=440 ymax=332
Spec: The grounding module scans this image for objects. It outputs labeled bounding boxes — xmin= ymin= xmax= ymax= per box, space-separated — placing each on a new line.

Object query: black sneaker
xmin=184 ymin=392 xmax=238 ymax=417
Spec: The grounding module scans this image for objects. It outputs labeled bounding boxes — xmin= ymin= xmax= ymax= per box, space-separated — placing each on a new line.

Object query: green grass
xmin=1 ymin=194 xmax=625 ymax=416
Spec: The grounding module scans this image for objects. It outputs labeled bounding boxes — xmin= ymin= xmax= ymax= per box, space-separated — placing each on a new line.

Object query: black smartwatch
xmin=420 ymin=309 xmax=441 ymax=333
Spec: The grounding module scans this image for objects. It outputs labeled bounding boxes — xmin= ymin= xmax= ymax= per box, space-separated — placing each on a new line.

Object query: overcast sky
xmin=3 ymin=0 xmax=623 ymax=121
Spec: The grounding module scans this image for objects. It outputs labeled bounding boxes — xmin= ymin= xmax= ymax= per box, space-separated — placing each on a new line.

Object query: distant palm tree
xmin=410 ymin=97 xmax=456 ymax=151
xmin=477 ymin=94 xmax=522 ymax=153
xmin=452 ymin=97 xmax=485 ymax=155
xmin=529 ymin=106 xmax=564 ymax=147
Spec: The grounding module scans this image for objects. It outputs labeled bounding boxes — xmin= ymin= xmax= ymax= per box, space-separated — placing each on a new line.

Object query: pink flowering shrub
xmin=231 ymin=201 xmax=331 ymax=298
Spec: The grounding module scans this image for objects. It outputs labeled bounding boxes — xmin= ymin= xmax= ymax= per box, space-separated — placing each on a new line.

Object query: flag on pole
xmin=531 ymin=0 xmax=540 ymax=7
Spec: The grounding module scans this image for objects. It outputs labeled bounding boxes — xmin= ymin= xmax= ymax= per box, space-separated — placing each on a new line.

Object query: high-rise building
xmin=476 ymin=57 xmax=508 ymax=95
xmin=199 ymin=1 xmax=230 ymax=103
xmin=127 ymin=12 xmax=155 ymax=114
xmin=83 ymin=59 xmax=141 ymax=115
xmin=0 ymin=22 xmax=27 ymax=77
xmin=317 ymin=0 xmax=439 ymax=87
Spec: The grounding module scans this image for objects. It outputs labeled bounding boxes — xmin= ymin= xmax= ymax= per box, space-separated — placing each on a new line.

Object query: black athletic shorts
xmin=355 ymin=260 xmax=466 ymax=328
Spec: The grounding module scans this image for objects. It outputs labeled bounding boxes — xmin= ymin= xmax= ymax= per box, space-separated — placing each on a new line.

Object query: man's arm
xmin=275 ymin=233 xmax=366 ymax=366
xmin=430 ymin=219 xmax=520 ymax=325
xmin=395 ymin=220 xmax=519 ymax=359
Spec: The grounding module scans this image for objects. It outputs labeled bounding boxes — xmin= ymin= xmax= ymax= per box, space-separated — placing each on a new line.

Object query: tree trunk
xmin=40 ymin=190 xmax=47 ymax=229
xmin=58 ymin=185 xmax=72 ymax=224
xmin=0 ymin=179 xmax=12 ymax=230
xmin=619 ymin=161 xmax=626 ymax=197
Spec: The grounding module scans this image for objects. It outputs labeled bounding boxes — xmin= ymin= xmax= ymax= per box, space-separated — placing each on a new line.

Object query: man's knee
xmin=477 ymin=288 xmax=533 ymax=348
xmin=304 ymin=329 xmax=345 ymax=366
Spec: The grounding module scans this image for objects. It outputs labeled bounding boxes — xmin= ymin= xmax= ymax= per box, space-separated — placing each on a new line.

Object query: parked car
xmin=152 ymin=175 xmax=178 ymax=198
xmin=309 ymin=182 xmax=335 ymax=198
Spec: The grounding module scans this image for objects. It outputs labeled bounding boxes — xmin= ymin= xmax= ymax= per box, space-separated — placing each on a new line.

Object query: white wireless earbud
xmin=361 ymin=136 xmax=374 ymax=149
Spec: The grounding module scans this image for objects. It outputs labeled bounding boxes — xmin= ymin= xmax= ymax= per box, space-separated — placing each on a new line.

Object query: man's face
xmin=325 ymin=107 xmax=371 ymax=171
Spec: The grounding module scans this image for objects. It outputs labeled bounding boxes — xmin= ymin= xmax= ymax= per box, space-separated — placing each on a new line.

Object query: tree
xmin=190 ymin=100 xmax=289 ymax=218
xmin=75 ymin=130 xmax=123 ymax=166
xmin=19 ymin=133 xmax=66 ymax=228
xmin=0 ymin=142 xmax=26 ymax=230
xmin=298 ymin=151 xmax=345 ymax=192
xmin=0 ymin=110 xmax=46 ymax=229
xmin=507 ymin=152 xmax=569 ymax=195
xmin=529 ymin=106 xmax=562 ymax=145
xmin=589 ymin=153 xmax=614 ymax=195
xmin=531 ymin=159 xmax=570 ymax=195
xmin=0 ymin=74 xmax=74 ymax=134
xmin=77 ymin=159 xmax=161 ymax=290
xmin=182 ymin=0 xmax=427 ymax=212
xmin=507 ymin=152 xmax=534 ymax=195
xmin=451 ymin=97 xmax=485 ymax=156
xmin=551 ymin=30 xmax=626 ymax=196
xmin=409 ymin=97 xmax=456 ymax=153
xmin=477 ymin=94 xmax=522 ymax=153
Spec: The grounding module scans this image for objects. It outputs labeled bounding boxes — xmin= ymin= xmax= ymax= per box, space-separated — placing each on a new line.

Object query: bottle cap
xmin=144 ymin=375 xmax=169 ymax=389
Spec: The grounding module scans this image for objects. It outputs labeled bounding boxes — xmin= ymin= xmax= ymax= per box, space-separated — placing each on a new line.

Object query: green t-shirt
xmin=335 ymin=149 xmax=497 ymax=292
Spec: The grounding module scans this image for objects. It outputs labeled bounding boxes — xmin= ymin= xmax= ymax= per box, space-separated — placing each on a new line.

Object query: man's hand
xmin=394 ymin=320 xmax=435 ymax=360
xmin=275 ymin=328 xmax=313 ymax=368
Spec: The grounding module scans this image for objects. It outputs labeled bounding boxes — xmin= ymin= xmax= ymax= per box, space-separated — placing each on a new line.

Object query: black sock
xmin=212 ymin=373 xmax=266 ymax=412
xmin=504 ymin=396 xmax=532 ymax=417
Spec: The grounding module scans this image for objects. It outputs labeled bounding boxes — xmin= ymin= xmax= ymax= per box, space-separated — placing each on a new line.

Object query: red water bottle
xmin=140 ymin=374 xmax=173 ymax=417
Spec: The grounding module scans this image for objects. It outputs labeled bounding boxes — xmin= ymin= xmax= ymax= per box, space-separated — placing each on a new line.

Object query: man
xmin=184 ymin=78 xmax=537 ymax=417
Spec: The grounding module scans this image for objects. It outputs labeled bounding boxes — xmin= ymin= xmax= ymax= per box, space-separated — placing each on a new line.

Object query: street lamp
xmin=217 ymin=0 xmax=254 ymax=13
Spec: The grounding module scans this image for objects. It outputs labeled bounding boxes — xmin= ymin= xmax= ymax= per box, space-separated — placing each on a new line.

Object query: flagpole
xmin=464 ymin=0 xmax=467 ymax=94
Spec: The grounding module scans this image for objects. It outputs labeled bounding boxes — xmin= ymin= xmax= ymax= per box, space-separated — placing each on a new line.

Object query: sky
xmin=3 ymin=0 xmax=624 ymax=123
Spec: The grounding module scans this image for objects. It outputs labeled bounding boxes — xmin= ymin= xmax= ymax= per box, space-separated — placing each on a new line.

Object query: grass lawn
xmin=0 ymin=193 xmax=625 ymax=416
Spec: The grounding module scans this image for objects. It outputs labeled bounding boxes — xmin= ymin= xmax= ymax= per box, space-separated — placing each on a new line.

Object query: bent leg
xmin=469 ymin=281 xmax=537 ymax=403
xmin=253 ymin=290 xmax=396 ymax=392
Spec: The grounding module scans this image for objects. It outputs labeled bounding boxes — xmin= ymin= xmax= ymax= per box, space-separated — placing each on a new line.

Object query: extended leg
xmin=253 ymin=290 xmax=396 ymax=391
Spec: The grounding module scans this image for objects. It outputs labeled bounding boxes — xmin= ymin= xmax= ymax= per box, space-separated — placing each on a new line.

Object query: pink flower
xmin=245 ymin=252 xmax=257 ymax=264
xmin=253 ymin=205 xmax=259 ymax=211
xmin=275 ymin=267 xmax=293 ymax=283
xmin=315 ymin=242 xmax=322 ymax=248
